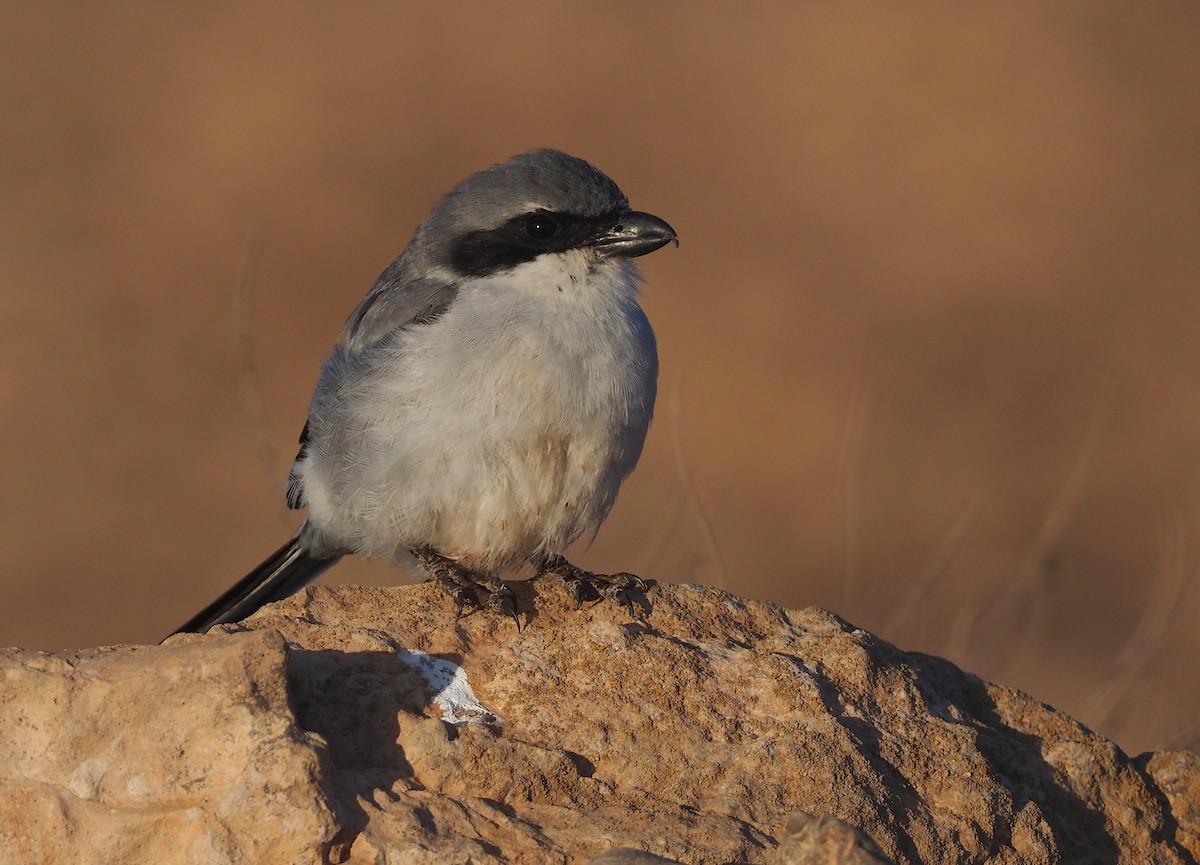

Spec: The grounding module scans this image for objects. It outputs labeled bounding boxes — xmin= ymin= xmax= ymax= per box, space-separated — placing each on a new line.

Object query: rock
xmin=777 ymin=812 xmax=895 ymax=864
xmin=587 ymin=847 xmax=689 ymax=864
xmin=0 ymin=580 xmax=1195 ymax=864
xmin=0 ymin=628 xmax=339 ymax=865
xmin=1139 ymin=750 xmax=1200 ymax=859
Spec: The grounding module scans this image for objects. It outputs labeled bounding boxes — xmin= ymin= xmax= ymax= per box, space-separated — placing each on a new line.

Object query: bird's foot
xmin=413 ymin=546 xmax=520 ymax=629
xmin=536 ymin=554 xmax=652 ymax=617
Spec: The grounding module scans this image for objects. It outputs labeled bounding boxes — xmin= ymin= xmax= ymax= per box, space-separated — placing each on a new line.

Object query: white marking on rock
xmin=395 ymin=648 xmax=501 ymax=727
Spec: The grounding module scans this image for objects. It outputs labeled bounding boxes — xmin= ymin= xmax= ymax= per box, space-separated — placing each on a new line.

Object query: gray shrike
xmin=173 ymin=149 xmax=676 ymax=634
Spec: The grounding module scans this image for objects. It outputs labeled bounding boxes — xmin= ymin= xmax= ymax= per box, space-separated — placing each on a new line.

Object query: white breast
xmin=296 ymin=252 xmax=658 ymax=573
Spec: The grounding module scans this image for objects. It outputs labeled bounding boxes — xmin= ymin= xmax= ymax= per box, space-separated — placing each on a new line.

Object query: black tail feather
xmin=168 ymin=536 xmax=341 ymax=637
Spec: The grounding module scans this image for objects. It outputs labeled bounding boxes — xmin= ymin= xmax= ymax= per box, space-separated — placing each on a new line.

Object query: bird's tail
xmin=168 ymin=535 xmax=341 ymax=637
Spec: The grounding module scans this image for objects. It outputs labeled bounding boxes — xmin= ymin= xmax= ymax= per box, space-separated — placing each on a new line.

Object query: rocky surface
xmin=1 ymin=580 xmax=1196 ymax=864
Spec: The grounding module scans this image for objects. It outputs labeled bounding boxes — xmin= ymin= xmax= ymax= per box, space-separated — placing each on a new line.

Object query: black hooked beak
xmin=591 ymin=210 xmax=679 ymax=259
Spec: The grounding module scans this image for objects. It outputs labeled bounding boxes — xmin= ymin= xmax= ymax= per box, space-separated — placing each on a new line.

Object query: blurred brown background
xmin=2 ymin=3 xmax=1198 ymax=755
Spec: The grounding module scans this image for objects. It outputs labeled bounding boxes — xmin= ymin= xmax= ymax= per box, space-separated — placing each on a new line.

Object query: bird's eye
xmin=525 ymin=213 xmax=559 ymax=240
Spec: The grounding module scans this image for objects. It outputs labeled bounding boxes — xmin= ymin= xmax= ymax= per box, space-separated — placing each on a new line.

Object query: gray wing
xmin=286 ymin=421 xmax=309 ymax=509
xmin=343 ymin=263 xmax=459 ymax=353
xmin=285 ymin=266 xmax=458 ymax=506
xmin=287 ymin=265 xmax=459 ymax=509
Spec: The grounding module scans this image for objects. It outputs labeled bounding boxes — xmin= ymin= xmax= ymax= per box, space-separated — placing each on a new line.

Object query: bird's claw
xmin=562 ymin=576 xmax=587 ymax=609
xmin=601 ymin=574 xmax=645 ymax=617
xmin=455 ymin=581 xmax=523 ymax=631
xmin=415 ymin=546 xmax=522 ymax=630
xmin=537 ymin=556 xmax=652 ymax=618
xmin=481 ymin=581 xmax=522 ymax=631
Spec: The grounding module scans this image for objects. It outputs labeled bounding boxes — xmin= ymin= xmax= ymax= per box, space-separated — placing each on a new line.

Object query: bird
xmin=172 ymin=149 xmax=677 ymax=635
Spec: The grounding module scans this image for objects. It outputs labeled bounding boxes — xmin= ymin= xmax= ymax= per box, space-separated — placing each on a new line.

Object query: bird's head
xmin=410 ymin=149 xmax=677 ymax=280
